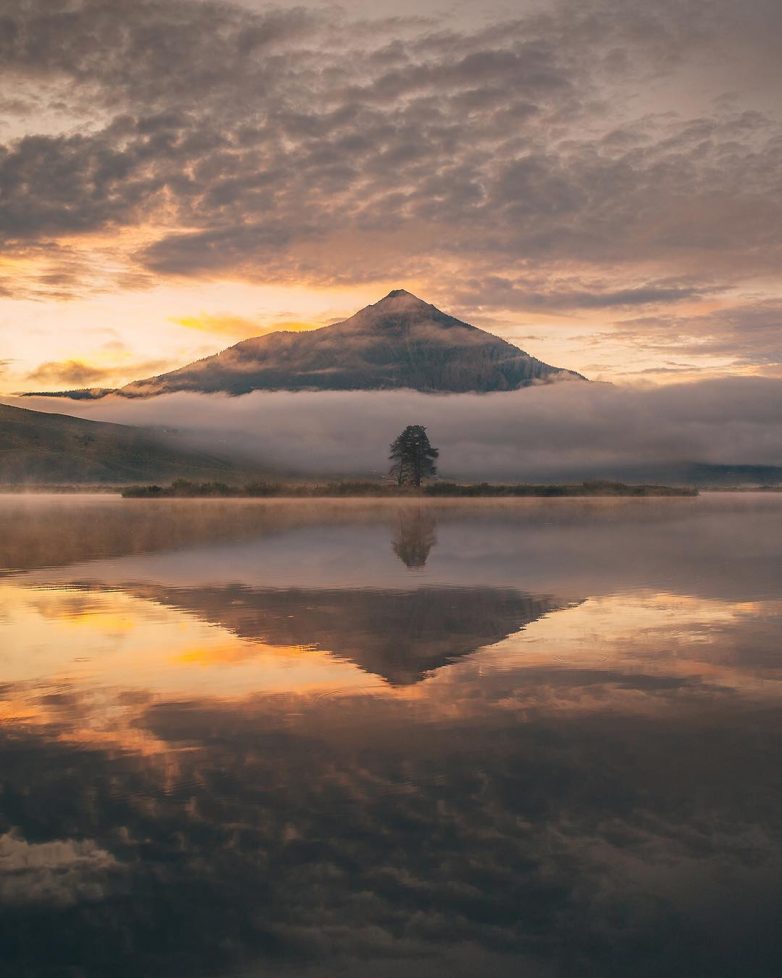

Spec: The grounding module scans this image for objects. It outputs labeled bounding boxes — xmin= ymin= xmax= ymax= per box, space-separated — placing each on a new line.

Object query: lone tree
xmin=389 ymin=425 xmax=439 ymax=487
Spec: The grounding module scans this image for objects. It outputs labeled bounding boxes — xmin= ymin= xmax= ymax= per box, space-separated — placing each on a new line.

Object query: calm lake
xmin=1 ymin=494 xmax=782 ymax=977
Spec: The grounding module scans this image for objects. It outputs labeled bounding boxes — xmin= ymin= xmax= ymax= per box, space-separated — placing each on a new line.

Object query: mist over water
xmin=1 ymin=494 xmax=782 ymax=977
xmin=16 ymin=376 xmax=782 ymax=479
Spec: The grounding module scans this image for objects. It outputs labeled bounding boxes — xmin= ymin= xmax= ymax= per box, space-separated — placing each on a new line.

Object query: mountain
xmin=0 ymin=402 xmax=247 ymax=484
xmin=32 ymin=290 xmax=584 ymax=398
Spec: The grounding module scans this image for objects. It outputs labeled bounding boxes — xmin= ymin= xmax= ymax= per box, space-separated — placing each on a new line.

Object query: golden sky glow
xmin=171 ymin=313 xmax=320 ymax=340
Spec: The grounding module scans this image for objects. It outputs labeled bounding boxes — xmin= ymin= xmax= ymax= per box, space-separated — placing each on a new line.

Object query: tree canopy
xmin=389 ymin=425 xmax=439 ymax=486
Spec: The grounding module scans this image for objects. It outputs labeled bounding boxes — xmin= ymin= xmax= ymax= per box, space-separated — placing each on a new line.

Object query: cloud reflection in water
xmin=1 ymin=495 xmax=782 ymax=977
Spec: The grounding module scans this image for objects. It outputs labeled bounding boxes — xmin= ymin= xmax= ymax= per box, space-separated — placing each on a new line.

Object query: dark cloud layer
xmin=0 ymin=0 xmax=780 ymax=357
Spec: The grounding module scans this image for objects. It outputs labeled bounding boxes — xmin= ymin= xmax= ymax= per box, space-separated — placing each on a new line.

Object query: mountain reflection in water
xmin=1 ymin=495 xmax=782 ymax=978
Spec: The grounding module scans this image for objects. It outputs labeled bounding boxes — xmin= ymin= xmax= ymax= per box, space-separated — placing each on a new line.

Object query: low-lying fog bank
xmin=11 ymin=377 xmax=782 ymax=483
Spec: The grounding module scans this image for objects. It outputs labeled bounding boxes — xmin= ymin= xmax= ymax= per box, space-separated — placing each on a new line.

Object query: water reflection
xmin=392 ymin=508 xmax=437 ymax=568
xmin=1 ymin=495 xmax=782 ymax=977
xmin=138 ymin=584 xmax=567 ymax=685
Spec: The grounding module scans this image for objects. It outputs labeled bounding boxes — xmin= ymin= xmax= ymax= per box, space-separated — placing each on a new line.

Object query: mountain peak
xmin=29 ymin=291 xmax=586 ymax=398
xmin=374 ymin=288 xmax=430 ymax=309
xmin=359 ymin=289 xmax=452 ymax=326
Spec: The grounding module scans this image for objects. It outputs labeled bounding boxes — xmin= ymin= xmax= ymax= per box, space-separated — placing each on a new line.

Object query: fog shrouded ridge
xmin=16 ymin=376 xmax=782 ymax=482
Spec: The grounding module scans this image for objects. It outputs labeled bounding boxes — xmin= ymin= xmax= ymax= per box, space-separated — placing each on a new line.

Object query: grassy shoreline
xmin=121 ymin=479 xmax=698 ymax=499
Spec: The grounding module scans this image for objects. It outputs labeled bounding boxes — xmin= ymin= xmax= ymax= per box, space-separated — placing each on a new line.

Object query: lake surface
xmin=1 ymin=494 xmax=782 ymax=977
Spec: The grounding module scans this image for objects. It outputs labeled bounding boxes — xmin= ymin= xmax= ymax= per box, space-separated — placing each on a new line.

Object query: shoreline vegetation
xmin=121 ymin=479 xmax=699 ymax=499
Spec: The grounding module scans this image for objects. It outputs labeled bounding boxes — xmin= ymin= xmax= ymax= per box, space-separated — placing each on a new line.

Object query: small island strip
xmin=122 ymin=480 xmax=697 ymax=499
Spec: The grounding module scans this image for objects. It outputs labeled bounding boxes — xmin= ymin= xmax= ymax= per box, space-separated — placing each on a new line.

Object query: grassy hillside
xmin=0 ymin=402 xmax=247 ymax=485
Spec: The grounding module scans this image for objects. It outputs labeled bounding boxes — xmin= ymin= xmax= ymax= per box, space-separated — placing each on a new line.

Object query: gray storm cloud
xmin=19 ymin=378 xmax=782 ymax=479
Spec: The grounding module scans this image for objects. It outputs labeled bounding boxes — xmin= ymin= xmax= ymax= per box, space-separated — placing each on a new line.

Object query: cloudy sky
xmin=1 ymin=0 xmax=780 ymax=392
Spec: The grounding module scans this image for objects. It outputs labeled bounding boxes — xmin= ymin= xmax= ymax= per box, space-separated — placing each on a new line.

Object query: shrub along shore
xmin=122 ymin=479 xmax=698 ymax=498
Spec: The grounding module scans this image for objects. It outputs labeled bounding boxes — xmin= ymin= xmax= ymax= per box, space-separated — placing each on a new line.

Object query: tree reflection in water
xmin=392 ymin=508 xmax=438 ymax=568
